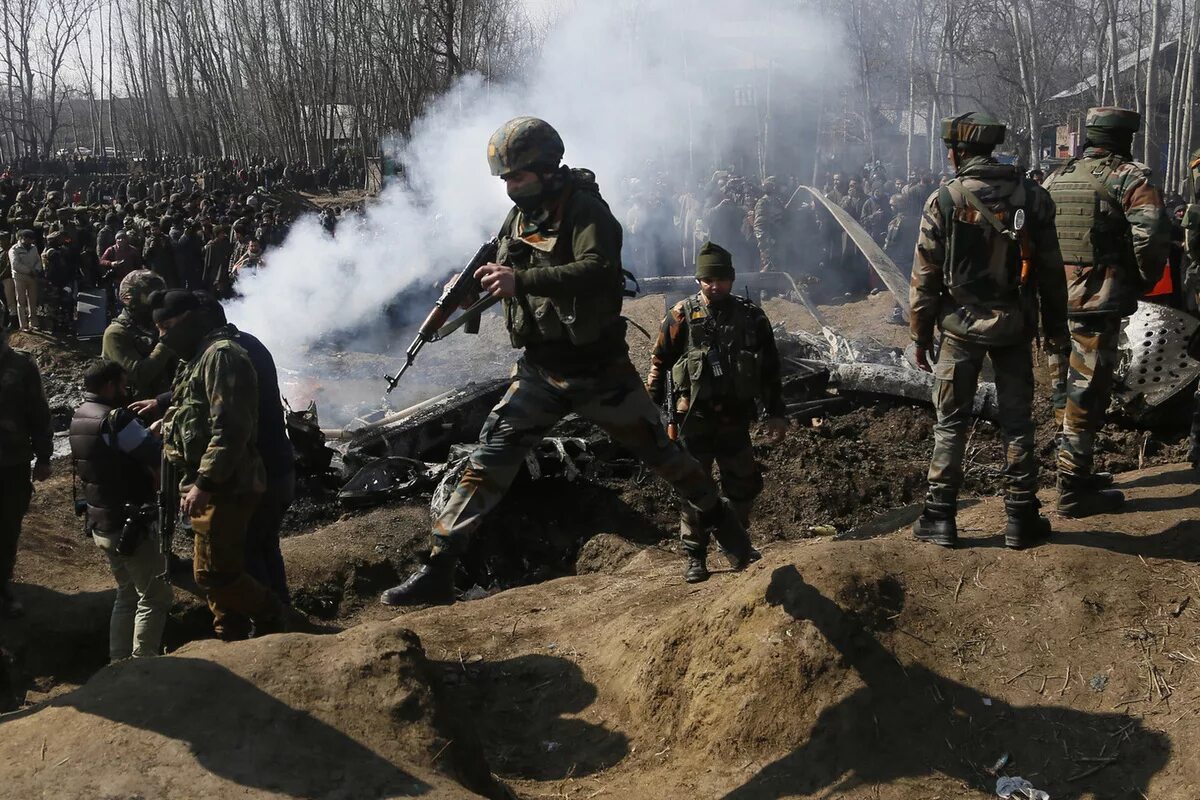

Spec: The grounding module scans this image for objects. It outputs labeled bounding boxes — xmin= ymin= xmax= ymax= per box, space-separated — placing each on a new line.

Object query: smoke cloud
xmin=228 ymin=0 xmax=846 ymax=408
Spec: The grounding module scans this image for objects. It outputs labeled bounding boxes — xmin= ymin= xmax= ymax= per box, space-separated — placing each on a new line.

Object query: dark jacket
xmin=0 ymin=344 xmax=52 ymax=467
xmin=69 ymin=395 xmax=159 ymax=533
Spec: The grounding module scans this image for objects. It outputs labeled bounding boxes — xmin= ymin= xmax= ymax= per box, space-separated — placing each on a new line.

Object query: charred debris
xmin=289 ymin=191 xmax=1200 ymax=516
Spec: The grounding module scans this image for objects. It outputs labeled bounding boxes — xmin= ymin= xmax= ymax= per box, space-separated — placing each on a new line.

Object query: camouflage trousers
xmin=925 ymin=336 xmax=1037 ymax=512
xmin=432 ymin=357 xmax=723 ymax=554
xmin=678 ymin=407 xmax=763 ymax=552
xmin=1051 ymin=317 xmax=1121 ymax=478
xmin=192 ymin=491 xmax=283 ymax=640
xmin=757 ymin=235 xmax=778 ymax=271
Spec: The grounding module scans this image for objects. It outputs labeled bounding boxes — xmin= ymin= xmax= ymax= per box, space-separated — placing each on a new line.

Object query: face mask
xmin=507 ymin=177 xmax=544 ymax=213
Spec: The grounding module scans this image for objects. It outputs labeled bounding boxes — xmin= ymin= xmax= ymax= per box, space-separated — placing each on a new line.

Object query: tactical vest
xmin=69 ymin=401 xmax=153 ymax=534
xmin=670 ymin=294 xmax=762 ymax=406
xmin=497 ymin=172 xmax=625 ymax=350
xmin=1045 ymin=156 xmax=1132 ymax=267
xmin=938 ymin=179 xmax=1025 ymax=309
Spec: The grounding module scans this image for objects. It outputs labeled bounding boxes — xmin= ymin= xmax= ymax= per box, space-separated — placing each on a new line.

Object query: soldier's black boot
xmin=683 ymin=549 xmax=710 ymax=583
xmin=707 ymin=499 xmax=761 ymax=571
xmin=912 ymin=502 xmax=957 ymax=548
xmin=1003 ymin=501 xmax=1052 ymax=550
xmin=380 ymin=551 xmax=457 ymax=606
xmin=1082 ymin=471 xmax=1114 ymax=489
xmin=1057 ymin=474 xmax=1124 ymax=518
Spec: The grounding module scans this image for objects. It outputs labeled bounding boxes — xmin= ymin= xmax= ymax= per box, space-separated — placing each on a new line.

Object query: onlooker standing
xmin=0 ymin=325 xmax=53 ymax=618
xmin=69 ymin=360 xmax=172 ymax=659
xmin=0 ymin=231 xmax=15 ymax=330
xmin=8 ymin=229 xmax=40 ymax=331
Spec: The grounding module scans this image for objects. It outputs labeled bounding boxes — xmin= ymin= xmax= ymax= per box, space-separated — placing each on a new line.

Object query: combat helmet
xmin=940 ymin=112 xmax=1006 ymax=146
xmin=1086 ymin=107 xmax=1141 ymax=132
xmin=118 ymin=269 xmax=166 ymax=313
xmin=487 ymin=117 xmax=565 ymax=177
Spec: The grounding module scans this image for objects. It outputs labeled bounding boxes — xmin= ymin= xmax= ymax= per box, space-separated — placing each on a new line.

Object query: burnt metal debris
xmin=317 ymin=206 xmax=1198 ymax=507
xmin=1113 ymin=301 xmax=1200 ymax=422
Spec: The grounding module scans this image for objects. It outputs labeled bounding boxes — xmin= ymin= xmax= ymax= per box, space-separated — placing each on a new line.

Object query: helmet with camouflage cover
xmin=118 ymin=269 xmax=166 ymax=314
xmin=487 ymin=117 xmax=565 ymax=177
xmin=1086 ymin=107 xmax=1141 ymax=132
xmin=940 ymin=112 xmax=1006 ymax=146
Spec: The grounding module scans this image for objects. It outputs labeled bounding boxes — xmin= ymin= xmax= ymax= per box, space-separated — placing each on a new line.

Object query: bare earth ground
xmin=2 ymin=292 xmax=1199 ymax=798
xmin=2 ymin=465 xmax=1199 ymax=799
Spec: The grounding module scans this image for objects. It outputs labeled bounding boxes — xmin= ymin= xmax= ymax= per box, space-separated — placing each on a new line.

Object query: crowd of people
xmin=623 ymin=163 xmax=943 ymax=300
xmin=0 ymin=158 xmax=352 ymax=337
xmin=625 ymin=155 xmax=1197 ymax=315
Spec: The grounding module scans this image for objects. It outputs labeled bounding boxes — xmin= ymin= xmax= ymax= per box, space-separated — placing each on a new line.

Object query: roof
xmin=1050 ymin=39 xmax=1178 ymax=101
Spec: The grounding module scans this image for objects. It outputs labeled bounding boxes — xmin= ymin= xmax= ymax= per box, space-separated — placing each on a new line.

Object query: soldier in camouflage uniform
xmin=1183 ymin=150 xmax=1200 ymax=467
xmin=32 ymin=191 xmax=62 ymax=237
xmin=753 ymin=177 xmax=786 ymax=272
xmin=380 ymin=117 xmax=757 ymax=606
xmin=102 ymin=270 xmax=177 ymax=400
xmin=157 ymin=291 xmax=284 ymax=639
xmin=1043 ymin=108 xmax=1172 ymax=515
xmin=6 ymin=192 xmax=35 ymax=233
xmin=647 ymin=241 xmax=785 ymax=582
xmin=910 ymin=112 xmax=1069 ymax=550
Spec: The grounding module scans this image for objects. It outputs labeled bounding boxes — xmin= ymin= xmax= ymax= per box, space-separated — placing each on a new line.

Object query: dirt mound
xmin=0 ymin=622 xmax=506 ymax=799
xmin=9 ymin=331 xmax=99 ymax=429
xmin=391 ymin=463 xmax=1199 ymax=798
xmin=6 ymin=461 xmax=1200 ymax=798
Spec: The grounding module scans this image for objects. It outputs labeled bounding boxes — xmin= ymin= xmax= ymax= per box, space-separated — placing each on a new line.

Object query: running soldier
xmin=379 ymin=118 xmax=757 ymax=606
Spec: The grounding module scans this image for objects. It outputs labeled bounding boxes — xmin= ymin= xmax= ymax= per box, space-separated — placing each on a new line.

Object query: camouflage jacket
xmin=647 ymin=292 xmax=785 ymax=419
xmin=497 ymin=167 xmax=628 ymax=372
xmin=0 ymin=343 xmax=52 ymax=467
xmin=32 ymin=205 xmax=58 ymax=230
xmin=163 ymin=324 xmax=265 ymax=494
xmin=910 ymin=156 xmax=1068 ymax=348
xmin=753 ymin=195 xmax=785 ymax=241
xmin=1044 ymin=147 xmax=1171 ymax=317
xmin=6 ymin=201 xmax=34 ymax=229
xmin=101 ymin=310 xmax=179 ymax=400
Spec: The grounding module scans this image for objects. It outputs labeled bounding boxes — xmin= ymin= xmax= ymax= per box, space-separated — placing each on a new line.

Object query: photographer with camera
xmin=69 ymin=359 xmax=172 ymax=661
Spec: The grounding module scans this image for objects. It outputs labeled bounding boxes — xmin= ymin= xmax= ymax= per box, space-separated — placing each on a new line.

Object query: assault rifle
xmin=384 ymin=237 xmax=500 ymax=394
xmin=158 ymin=452 xmax=178 ymax=578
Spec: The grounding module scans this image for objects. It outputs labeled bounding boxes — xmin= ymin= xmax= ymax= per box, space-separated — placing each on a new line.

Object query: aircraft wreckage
xmin=319 ymin=185 xmax=1200 ymax=508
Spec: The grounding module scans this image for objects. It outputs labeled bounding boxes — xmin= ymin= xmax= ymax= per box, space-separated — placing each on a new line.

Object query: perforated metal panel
xmin=1114 ymin=301 xmax=1200 ymax=413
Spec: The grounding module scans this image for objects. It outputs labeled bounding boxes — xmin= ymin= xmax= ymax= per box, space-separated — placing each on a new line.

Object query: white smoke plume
xmin=228 ymin=0 xmax=846 ymax=405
